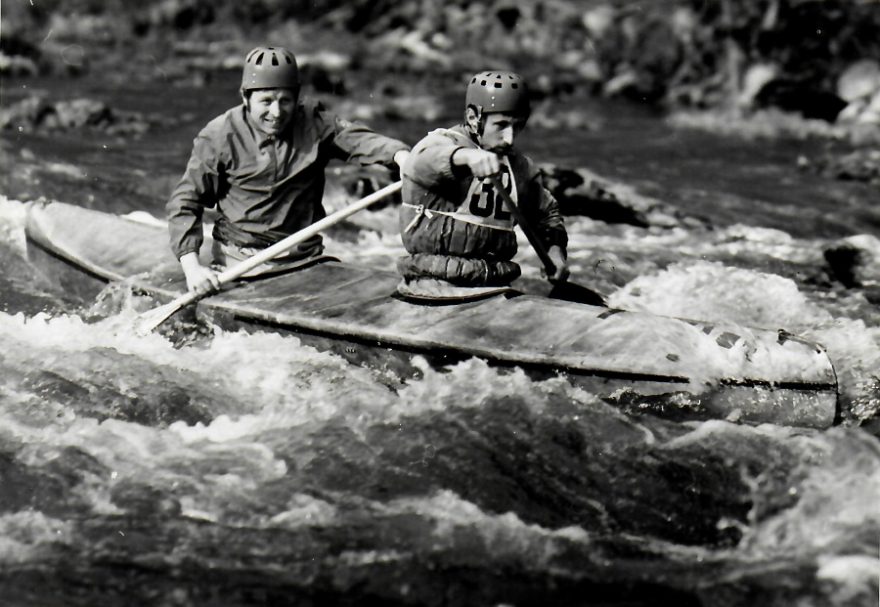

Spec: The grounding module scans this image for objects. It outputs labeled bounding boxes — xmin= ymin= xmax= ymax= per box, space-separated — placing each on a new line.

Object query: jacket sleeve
xmin=403 ymin=130 xmax=467 ymax=190
xmin=165 ymin=131 xmax=222 ymax=259
xmin=522 ymin=162 xmax=568 ymax=252
xmin=316 ymin=102 xmax=410 ymax=169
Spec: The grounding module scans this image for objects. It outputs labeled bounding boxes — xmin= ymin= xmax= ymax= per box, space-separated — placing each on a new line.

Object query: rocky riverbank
xmin=4 ymin=1 xmax=880 ymax=194
xmin=5 ymin=1 xmax=880 ymax=116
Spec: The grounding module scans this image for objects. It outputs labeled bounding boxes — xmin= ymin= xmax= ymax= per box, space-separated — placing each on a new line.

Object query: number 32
xmin=469 ymin=179 xmax=512 ymax=220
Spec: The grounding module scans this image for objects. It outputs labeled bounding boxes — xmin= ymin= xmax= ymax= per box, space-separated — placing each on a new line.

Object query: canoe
xmin=25 ymin=200 xmax=839 ymax=428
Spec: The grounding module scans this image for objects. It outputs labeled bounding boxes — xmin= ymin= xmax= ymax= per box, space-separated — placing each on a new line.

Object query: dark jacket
xmin=167 ymin=98 xmax=409 ymax=259
xmin=400 ymin=124 xmax=567 ymax=263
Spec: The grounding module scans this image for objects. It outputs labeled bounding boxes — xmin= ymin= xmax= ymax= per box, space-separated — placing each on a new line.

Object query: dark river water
xmin=0 ymin=72 xmax=878 ymax=606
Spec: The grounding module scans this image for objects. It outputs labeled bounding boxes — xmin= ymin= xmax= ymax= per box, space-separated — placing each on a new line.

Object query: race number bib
xmin=453 ymin=160 xmax=517 ymax=231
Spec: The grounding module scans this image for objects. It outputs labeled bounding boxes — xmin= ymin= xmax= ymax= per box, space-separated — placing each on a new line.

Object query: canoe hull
xmin=24 ymin=201 xmax=839 ymax=428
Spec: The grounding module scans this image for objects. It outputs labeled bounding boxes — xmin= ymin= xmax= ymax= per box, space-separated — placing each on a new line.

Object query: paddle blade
xmin=135 ymin=300 xmax=187 ymax=336
xmin=548 ymin=281 xmax=608 ymax=307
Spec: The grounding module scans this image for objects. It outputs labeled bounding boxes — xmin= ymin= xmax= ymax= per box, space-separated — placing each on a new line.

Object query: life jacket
xmin=403 ymin=158 xmax=518 ymax=234
xmin=396 ymin=253 xmax=521 ymax=287
xmin=399 ymin=127 xmax=525 ymax=286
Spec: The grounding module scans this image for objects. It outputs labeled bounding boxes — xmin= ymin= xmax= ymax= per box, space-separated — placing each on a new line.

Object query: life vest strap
xmin=402 ymin=202 xmax=515 ymax=232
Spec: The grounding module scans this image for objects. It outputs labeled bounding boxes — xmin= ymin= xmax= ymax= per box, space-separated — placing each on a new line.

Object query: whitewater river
xmin=0 ymin=74 xmax=878 ymax=606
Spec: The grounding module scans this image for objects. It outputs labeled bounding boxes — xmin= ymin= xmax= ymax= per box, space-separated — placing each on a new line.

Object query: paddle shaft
xmin=139 ymin=180 xmax=401 ymax=331
xmin=489 ymin=174 xmax=559 ymax=278
xmin=213 ymin=180 xmax=401 ymax=284
xmin=492 ymin=175 xmax=608 ymax=307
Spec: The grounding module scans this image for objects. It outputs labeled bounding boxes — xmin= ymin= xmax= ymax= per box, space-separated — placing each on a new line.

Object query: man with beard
xmin=397 ymin=71 xmax=568 ymax=297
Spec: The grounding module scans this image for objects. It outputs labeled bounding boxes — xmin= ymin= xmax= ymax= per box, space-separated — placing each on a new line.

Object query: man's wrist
xmin=179 ymin=251 xmax=202 ymax=270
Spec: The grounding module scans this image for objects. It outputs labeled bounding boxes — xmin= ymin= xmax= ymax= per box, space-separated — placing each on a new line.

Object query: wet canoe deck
xmin=25 ymin=201 xmax=839 ymax=428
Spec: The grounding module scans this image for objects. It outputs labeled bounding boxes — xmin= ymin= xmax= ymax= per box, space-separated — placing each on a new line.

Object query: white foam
xmin=609 ymin=260 xmax=832 ymax=329
xmin=816 ymin=554 xmax=880 ymax=603
xmin=383 ymin=489 xmax=591 ymax=563
xmin=0 ymin=511 xmax=72 ymax=564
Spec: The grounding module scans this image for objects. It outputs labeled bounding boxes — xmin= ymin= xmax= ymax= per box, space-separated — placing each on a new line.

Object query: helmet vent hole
xmin=285 ymin=56 xmax=292 ymax=64
xmin=255 ymin=52 xmax=264 ymax=65
xmin=271 ymin=54 xmax=279 ymax=66
xmin=481 ymin=80 xmax=487 ymax=86
xmin=511 ymin=83 xmax=518 ymax=89
xmin=494 ymin=82 xmax=502 ymax=88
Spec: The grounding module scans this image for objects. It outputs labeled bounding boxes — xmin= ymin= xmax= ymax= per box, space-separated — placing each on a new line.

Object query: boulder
xmin=737 ymin=63 xmax=780 ymax=108
xmin=836 ymin=60 xmax=880 ymax=125
xmin=0 ymin=51 xmax=39 ymax=76
xmin=824 ymin=234 xmax=880 ymax=289
xmin=539 ymin=163 xmax=706 ymax=229
xmin=809 ymin=149 xmax=880 ymax=185
xmin=754 ymin=80 xmax=848 ymax=122
xmin=837 ymin=60 xmax=880 ymax=104
xmin=0 ymin=96 xmax=152 ymax=136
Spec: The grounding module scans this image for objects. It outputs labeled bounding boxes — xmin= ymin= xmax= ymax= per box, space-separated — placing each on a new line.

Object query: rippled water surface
xmin=0 ymin=73 xmax=878 ymax=606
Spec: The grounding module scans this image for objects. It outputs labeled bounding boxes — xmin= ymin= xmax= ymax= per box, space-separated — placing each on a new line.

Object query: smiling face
xmin=244 ymin=88 xmax=297 ymax=136
xmin=466 ymin=108 xmax=526 ymax=154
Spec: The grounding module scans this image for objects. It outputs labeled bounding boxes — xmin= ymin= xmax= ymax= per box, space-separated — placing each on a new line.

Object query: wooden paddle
xmin=489 ymin=174 xmax=606 ymax=307
xmin=136 ymin=180 xmax=402 ymax=335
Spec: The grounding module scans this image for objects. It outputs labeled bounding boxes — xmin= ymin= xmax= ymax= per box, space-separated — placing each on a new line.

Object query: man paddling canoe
xmin=397 ymin=71 xmax=568 ymax=297
xmin=167 ymin=46 xmax=410 ymax=295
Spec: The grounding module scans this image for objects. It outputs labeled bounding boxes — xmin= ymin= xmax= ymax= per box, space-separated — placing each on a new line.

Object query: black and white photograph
xmin=0 ymin=1 xmax=878 ymax=605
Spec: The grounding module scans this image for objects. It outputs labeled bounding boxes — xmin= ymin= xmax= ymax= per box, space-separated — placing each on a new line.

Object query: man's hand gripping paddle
xmin=136 ymin=180 xmax=403 ymax=335
xmin=489 ymin=174 xmax=606 ymax=307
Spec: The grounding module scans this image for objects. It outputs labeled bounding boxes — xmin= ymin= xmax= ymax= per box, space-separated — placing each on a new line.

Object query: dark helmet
xmin=241 ymin=46 xmax=299 ymax=92
xmin=465 ymin=71 xmax=530 ymax=117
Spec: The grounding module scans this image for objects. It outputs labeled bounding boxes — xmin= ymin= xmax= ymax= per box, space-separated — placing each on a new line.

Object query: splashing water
xmin=608 ymin=259 xmax=831 ymax=328
xmin=1 ymin=104 xmax=879 ymax=605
